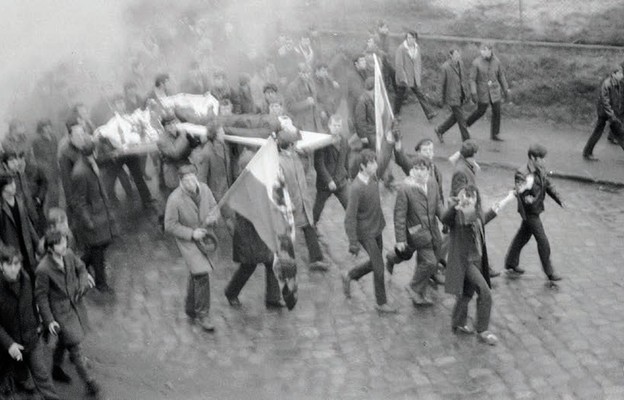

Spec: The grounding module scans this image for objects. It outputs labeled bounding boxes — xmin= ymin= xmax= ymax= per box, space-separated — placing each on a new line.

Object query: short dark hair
xmin=219 ymin=98 xmax=233 ymax=108
xmin=409 ymin=154 xmax=430 ymax=170
xmin=0 ymin=245 xmax=21 ymax=265
xmin=155 ymin=73 xmax=170 ymax=88
xmin=46 ymin=207 xmax=68 ymax=227
xmin=461 ymin=184 xmax=482 ymax=212
xmin=65 ymin=115 xmax=81 ymax=134
xmin=356 ymin=149 xmax=377 ymax=170
xmin=528 ymin=144 xmax=548 ymax=159
xmin=2 ymin=150 xmax=21 ymax=164
xmin=460 ymin=140 xmax=479 ymax=158
xmin=353 ymin=53 xmax=366 ymax=64
xmin=449 ymin=47 xmax=460 ymax=56
xmin=0 ymin=174 xmax=15 ymax=193
xmin=314 ymin=62 xmax=328 ymax=71
xmin=414 ymin=138 xmax=433 ymax=152
xmin=44 ymin=229 xmax=65 ymax=252
xmin=263 ymin=83 xmax=278 ymax=94
xmin=406 ymin=31 xmax=419 ymax=40
xmin=36 ymin=119 xmax=52 ymax=134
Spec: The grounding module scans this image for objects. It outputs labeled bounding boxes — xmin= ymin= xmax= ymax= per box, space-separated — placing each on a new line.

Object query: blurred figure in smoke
xmin=275 ymin=36 xmax=299 ymax=88
xmin=235 ymin=74 xmax=259 ymax=114
xmin=260 ymin=83 xmax=282 ymax=114
xmin=374 ymin=20 xmax=396 ymax=93
xmin=157 ymin=115 xmax=192 ymax=200
xmin=346 ymin=54 xmax=371 ymax=129
xmin=32 ymin=119 xmax=61 ymax=212
xmin=181 ymin=61 xmax=210 ymax=95
xmin=2 ymin=120 xmax=31 ymax=156
xmin=219 ymin=99 xmax=234 ymax=116
xmin=146 ymin=73 xmax=174 ymax=109
xmin=314 ymin=63 xmax=341 ymax=128
xmin=296 ymin=33 xmax=315 ymax=69
xmin=210 ymin=70 xmax=235 ymax=104
xmin=58 ymin=117 xmax=92 ymax=212
xmin=124 ymin=82 xmax=145 ymax=113
xmin=71 ymin=103 xmax=96 ymax=136
xmin=285 ymin=63 xmax=321 ymax=132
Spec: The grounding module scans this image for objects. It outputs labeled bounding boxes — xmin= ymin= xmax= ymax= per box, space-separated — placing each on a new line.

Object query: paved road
xmin=35 ymin=153 xmax=624 ymax=400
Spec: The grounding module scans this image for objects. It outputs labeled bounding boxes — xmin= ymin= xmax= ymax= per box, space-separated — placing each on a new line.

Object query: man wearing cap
xmin=435 ymin=48 xmax=472 ymax=143
xmin=582 ymin=63 xmax=624 ymax=161
xmin=504 ymin=144 xmax=564 ymax=282
xmin=164 ymin=163 xmax=220 ymax=331
xmin=466 ymin=42 xmax=509 ymax=141
xmin=449 ymin=140 xmax=500 ymax=278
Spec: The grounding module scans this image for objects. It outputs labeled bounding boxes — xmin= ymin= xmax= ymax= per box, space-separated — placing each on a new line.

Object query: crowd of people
xmin=0 ymin=19 xmax=573 ymax=399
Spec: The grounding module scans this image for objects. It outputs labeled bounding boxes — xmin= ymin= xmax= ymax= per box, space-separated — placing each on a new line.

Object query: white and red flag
xmin=373 ymin=53 xmax=395 ymax=176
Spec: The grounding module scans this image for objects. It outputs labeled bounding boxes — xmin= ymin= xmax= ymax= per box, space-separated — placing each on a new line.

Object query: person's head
xmin=357 ymin=149 xmax=377 ymax=176
xmin=73 ymin=103 xmax=89 ymax=119
xmin=155 ymin=73 xmax=171 ymax=93
xmin=365 ymin=36 xmax=376 ymax=50
xmin=300 ymin=35 xmax=311 ymax=47
xmin=0 ymin=246 xmax=22 ymax=282
xmin=263 ymin=83 xmax=279 ymax=103
xmin=36 ymin=119 xmax=53 ymax=136
xmin=327 ymin=114 xmax=343 ymax=136
xmin=354 ymin=54 xmax=367 ymax=71
xmin=213 ymin=70 xmax=227 ymax=88
xmin=314 ymin=63 xmax=329 ymax=79
xmin=414 ymin=138 xmax=434 ymax=160
xmin=364 ymin=76 xmax=375 ymax=93
xmin=3 ymin=151 xmax=22 ymax=173
xmin=405 ymin=31 xmax=418 ymax=46
xmin=457 ymin=184 xmax=481 ymax=212
xmin=409 ymin=154 xmax=430 ymax=184
xmin=44 ymin=229 xmax=68 ymax=257
xmin=0 ymin=175 xmax=16 ymax=202
xmin=219 ymin=98 xmax=233 ymax=116
xmin=161 ymin=115 xmax=178 ymax=136
xmin=66 ymin=116 xmax=87 ymax=149
xmin=8 ymin=119 xmax=26 ymax=137
xmin=277 ymin=126 xmax=300 ymax=150
xmin=47 ymin=207 xmax=70 ymax=234
xmin=297 ymin=63 xmax=311 ymax=80
xmin=528 ymin=143 xmax=548 ymax=167
xmin=614 ymin=63 xmax=624 ymax=80
xmin=460 ymin=139 xmax=479 ymax=160
xmin=480 ymin=42 xmax=493 ymax=59
xmin=178 ymin=163 xmax=199 ymax=192
xmin=269 ymin=100 xmax=284 ymax=116
xmin=124 ymin=82 xmax=138 ymax=98
xmin=377 ymin=20 xmax=388 ymax=34
xmin=450 ymin=48 xmax=461 ymax=62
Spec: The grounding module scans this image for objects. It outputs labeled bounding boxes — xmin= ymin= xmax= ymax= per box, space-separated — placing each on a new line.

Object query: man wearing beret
xmin=164 ymin=163 xmax=220 ymax=332
xmin=504 ymin=144 xmax=564 ymax=282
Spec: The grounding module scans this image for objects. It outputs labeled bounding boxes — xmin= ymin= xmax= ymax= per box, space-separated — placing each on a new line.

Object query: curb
xmin=432 ymin=156 xmax=624 ymax=189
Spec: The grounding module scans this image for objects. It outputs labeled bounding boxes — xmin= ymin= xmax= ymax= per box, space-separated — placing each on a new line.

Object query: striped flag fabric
xmin=373 ymin=53 xmax=395 ymax=176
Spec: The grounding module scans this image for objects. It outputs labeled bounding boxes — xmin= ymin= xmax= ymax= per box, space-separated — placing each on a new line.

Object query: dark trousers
xmin=452 ymin=261 xmax=491 ymax=333
xmin=437 ymin=105 xmax=470 ymax=141
xmin=466 ymin=101 xmax=501 ymax=138
xmin=102 ymin=161 xmax=134 ymax=203
xmin=312 ymin=185 xmax=349 ymax=224
xmin=393 ymin=84 xmax=436 ymax=119
xmin=3 ymin=339 xmax=60 ymax=400
xmin=52 ymin=341 xmax=92 ymax=385
xmin=185 ymin=273 xmax=211 ymax=319
xmin=119 ymin=155 xmax=154 ymax=206
xmin=224 ymin=262 xmax=280 ymax=303
xmin=347 ymin=235 xmax=387 ymax=305
xmin=302 ymin=224 xmax=324 ymax=263
xmin=583 ymin=115 xmax=624 ymax=156
xmin=82 ymin=244 xmax=108 ymax=288
xmin=409 ymin=247 xmax=438 ymax=296
xmin=504 ymin=214 xmax=554 ymax=277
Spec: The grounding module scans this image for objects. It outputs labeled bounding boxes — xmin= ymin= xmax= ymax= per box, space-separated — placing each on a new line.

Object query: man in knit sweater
xmin=341 ymin=150 xmax=396 ymax=313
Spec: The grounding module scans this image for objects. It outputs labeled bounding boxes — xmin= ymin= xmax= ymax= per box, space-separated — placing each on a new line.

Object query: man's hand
xmin=328 ymin=181 xmax=337 ymax=192
xmin=49 ymin=321 xmax=60 ymax=336
xmin=348 ymin=243 xmax=360 ymax=256
xmin=396 ymin=242 xmax=407 ymax=252
xmin=204 ymin=209 xmax=221 ymax=226
xmin=87 ymin=273 xmax=95 ymax=289
xmin=524 ymin=195 xmax=535 ymax=204
xmin=8 ymin=343 xmax=24 ymax=361
xmin=192 ymin=228 xmax=208 ymax=241
xmin=332 ymin=80 xmax=340 ymax=89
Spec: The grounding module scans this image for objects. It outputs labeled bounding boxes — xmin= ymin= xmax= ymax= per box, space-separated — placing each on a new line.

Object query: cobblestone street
xmin=46 ymin=153 xmax=624 ymax=399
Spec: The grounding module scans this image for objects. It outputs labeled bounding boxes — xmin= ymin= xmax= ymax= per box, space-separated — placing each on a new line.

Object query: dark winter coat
xmin=190 ymin=138 xmax=232 ymax=202
xmin=450 ymin=157 xmax=478 ymax=198
xmin=514 ymin=161 xmax=563 ymax=218
xmin=35 ymin=251 xmax=90 ymax=346
xmin=596 ymin=75 xmax=624 ymax=120
xmin=285 ymin=76 xmax=322 ymax=131
xmin=314 ymin=135 xmax=350 ymax=191
xmin=440 ymin=59 xmax=470 ymax=107
xmin=354 ymin=92 xmax=376 ymax=148
xmin=469 ymin=55 xmax=509 ymax=104
xmin=157 ymin=131 xmax=192 ymax=191
xmin=0 ymin=197 xmax=39 ymax=273
xmin=395 ymin=41 xmax=423 ymax=87
xmin=0 ymin=271 xmax=40 ymax=352
xmin=394 ymin=148 xmax=445 ymax=204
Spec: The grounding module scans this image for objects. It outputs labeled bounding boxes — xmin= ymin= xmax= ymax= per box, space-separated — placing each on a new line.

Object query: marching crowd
xmin=0 ymin=20 xmax=577 ymax=399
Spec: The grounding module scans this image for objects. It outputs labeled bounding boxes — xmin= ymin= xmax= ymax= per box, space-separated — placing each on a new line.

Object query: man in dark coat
xmin=449 ymin=140 xmax=500 ymax=278
xmin=0 ymin=246 xmax=60 ymax=399
xmin=157 ymin=116 xmax=193 ymax=199
xmin=58 ymin=117 xmax=92 ymax=214
xmin=435 ymin=48 xmax=472 ymax=142
xmin=582 ymin=63 xmax=624 ymax=160
xmin=313 ymin=63 xmax=341 ymax=128
xmin=313 ymin=114 xmax=350 ymax=225
xmin=354 ymin=77 xmax=376 ymax=150
xmin=393 ymin=31 xmax=437 ymax=120
xmin=466 ymin=42 xmax=509 ymax=141
xmin=35 ymin=231 xmax=100 ymax=396
xmin=285 ymin=63 xmax=322 ymax=132
xmin=346 ymin=54 xmax=371 ymax=128
xmin=504 ymin=144 xmax=564 ymax=282
xmin=71 ymin=141 xmax=117 ymax=293
xmin=0 ymin=175 xmax=39 ymax=280
xmin=32 ymin=119 xmax=60 ymax=211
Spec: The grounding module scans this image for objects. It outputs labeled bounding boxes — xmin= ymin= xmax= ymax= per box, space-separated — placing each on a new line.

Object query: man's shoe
xmin=197 ymin=316 xmax=216 ymax=332
xmin=489 ymin=268 xmax=501 ymax=278
xmin=548 ymin=273 xmax=563 ymax=282
xmin=265 ymin=300 xmax=286 ymax=309
xmin=85 ymin=379 xmax=101 ymax=396
xmin=583 ymin=154 xmax=599 ymax=161
xmin=491 ymin=136 xmax=504 ymax=142
xmin=309 ymin=260 xmax=330 ymax=272
xmin=434 ymin=127 xmax=444 ymax=143
xmin=412 ymin=293 xmax=433 ymax=307
xmin=52 ymin=366 xmax=72 ymax=383
xmin=478 ymin=330 xmax=498 ymax=346
xmin=375 ymin=303 xmax=398 ymax=313
xmin=385 ymin=254 xmax=395 ymax=275
xmin=96 ymin=284 xmax=115 ymax=295
xmin=426 ymin=111 xmax=438 ymax=121
xmin=226 ymin=296 xmax=242 ymax=307
xmin=505 ymin=265 xmax=525 ymax=274
xmin=341 ymin=273 xmax=352 ymax=298
xmin=452 ymin=325 xmax=475 ymax=335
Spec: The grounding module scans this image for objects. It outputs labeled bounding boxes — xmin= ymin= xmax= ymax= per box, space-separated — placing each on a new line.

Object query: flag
xmin=373 ymin=53 xmax=395 ymax=176
xmin=219 ymin=137 xmax=293 ymax=253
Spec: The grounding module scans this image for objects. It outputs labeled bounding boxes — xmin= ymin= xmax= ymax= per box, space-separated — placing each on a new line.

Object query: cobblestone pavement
xmin=38 ymin=154 xmax=624 ymax=400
